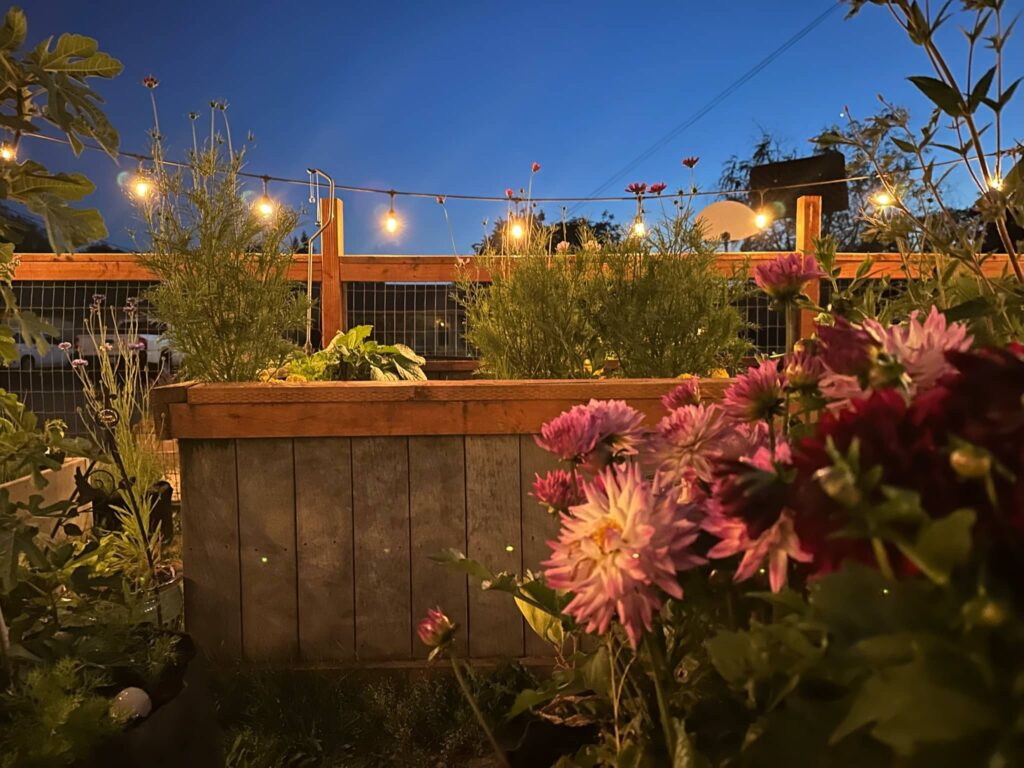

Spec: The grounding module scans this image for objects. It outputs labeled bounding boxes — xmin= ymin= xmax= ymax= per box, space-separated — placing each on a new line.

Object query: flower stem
xmin=451 ymin=657 xmax=510 ymax=768
xmin=871 ymin=537 xmax=895 ymax=580
xmin=643 ymin=632 xmax=677 ymax=762
xmin=0 ymin=599 xmax=11 ymax=684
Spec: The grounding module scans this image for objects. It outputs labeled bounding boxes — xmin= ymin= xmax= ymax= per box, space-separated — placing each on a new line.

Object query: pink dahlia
xmin=650 ymin=403 xmax=742 ymax=487
xmin=783 ymin=345 xmax=825 ymax=392
xmin=704 ymin=509 xmax=810 ymax=592
xmin=722 ymin=359 xmax=786 ymax=422
xmin=544 ymin=464 xmax=704 ymax=647
xmin=532 ymin=469 xmax=584 ymax=513
xmin=661 ymin=379 xmax=701 ymax=411
xmin=588 ymin=399 xmax=646 ymax=458
xmin=753 ymin=253 xmax=825 ymax=304
xmin=863 ymin=306 xmax=972 ymax=394
xmin=535 ymin=405 xmax=601 ymax=462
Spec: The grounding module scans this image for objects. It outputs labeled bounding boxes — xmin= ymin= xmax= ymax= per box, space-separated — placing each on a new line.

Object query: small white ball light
xmin=0 ymin=143 xmax=15 ymax=162
xmin=754 ymin=211 xmax=770 ymax=229
xmin=384 ymin=192 xmax=399 ymax=234
xmin=510 ymin=221 xmax=524 ymax=239
xmin=872 ymin=190 xmax=894 ymax=208
xmin=632 ymin=216 xmax=646 ymax=238
xmin=109 ymin=687 xmax=152 ymax=722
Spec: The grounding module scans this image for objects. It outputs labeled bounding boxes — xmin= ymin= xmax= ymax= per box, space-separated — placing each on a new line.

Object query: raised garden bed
xmin=153 ymin=379 xmax=728 ymax=665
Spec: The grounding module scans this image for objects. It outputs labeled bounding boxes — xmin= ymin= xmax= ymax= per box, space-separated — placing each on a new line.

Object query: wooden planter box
xmin=2 ymin=457 xmax=91 ymax=537
xmin=153 ymin=379 xmax=728 ymax=666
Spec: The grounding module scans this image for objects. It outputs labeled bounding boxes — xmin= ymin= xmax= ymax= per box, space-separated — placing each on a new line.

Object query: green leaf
xmin=908 ymin=76 xmax=965 ymax=117
xmin=0 ymin=7 xmax=27 ymax=51
xmin=941 ymin=297 xmax=991 ymax=322
xmin=830 ymin=656 xmax=999 ymax=754
xmin=516 ymin=595 xmax=564 ymax=647
xmin=894 ymin=508 xmax=975 ymax=585
xmin=891 ymin=137 xmax=918 ymax=154
xmin=968 ymin=66 xmax=997 ymax=112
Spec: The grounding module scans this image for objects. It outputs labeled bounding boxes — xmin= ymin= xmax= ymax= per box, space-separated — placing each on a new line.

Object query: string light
xmin=509 ymin=220 xmax=524 ymax=239
xmin=254 ymin=175 xmax=275 ymax=219
xmin=0 ymin=143 xmax=15 ymax=162
xmin=871 ymin=190 xmax=894 ymax=208
xmin=754 ymin=211 xmax=771 ymax=229
xmin=384 ymin=191 xmax=399 ymax=234
xmin=631 ymin=215 xmax=646 ymax=238
xmin=988 ymin=175 xmax=1003 ymax=191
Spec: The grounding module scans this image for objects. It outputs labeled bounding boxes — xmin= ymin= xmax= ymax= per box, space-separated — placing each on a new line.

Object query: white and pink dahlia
xmin=704 ymin=510 xmax=810 ymax=593
xmin=863 ymin=306 xmax=972 ymax=394
xmin=650 ymin=403 xmax=744 ymax=488
xmin=544 ymin=463 xmax=703 ymax=647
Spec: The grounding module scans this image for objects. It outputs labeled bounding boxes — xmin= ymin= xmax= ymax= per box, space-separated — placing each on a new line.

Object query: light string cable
xmin=19 ymin=131 xmax=1012 ymax=206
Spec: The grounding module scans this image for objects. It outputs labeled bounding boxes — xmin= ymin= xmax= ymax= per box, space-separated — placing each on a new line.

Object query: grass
xmin=215 ymin=664 xmax=537 ymax=768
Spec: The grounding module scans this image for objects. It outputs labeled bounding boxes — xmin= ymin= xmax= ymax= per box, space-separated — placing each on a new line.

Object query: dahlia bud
xmin=814 ymin=465 xmax=860 ymax=508
xmin=417 ymin=607 xmax=456 ymax=659
xmin=949 ymin=445 xmax=991 ymax=480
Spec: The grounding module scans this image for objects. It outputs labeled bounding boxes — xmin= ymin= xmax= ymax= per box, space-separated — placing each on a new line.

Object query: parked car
xmin=9 ymin=331 xmax=68 ymax=370
xmin=74 ymin=318 xmax=183 ymax=371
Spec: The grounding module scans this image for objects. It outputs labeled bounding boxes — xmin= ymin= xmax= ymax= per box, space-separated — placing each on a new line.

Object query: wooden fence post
xmin=796 ymin=195 xmax=822 ymax=339
xmin=320 ymin=198 xmax=345 ymax=344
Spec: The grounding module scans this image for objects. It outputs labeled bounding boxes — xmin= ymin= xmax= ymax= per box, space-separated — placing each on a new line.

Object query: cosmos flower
xmin=532 ymin=469 xmax=584 ymax=513
xmin=681 ymin=156 xmax=700 ymax=169
xmin=648 ymin=182 xmax=667 ymax=195
xmin=544 ymin=463 xmax=704 ymax=647
xmin=722 ymin=359 xmax=786 ymax=423
xmin=626 ymin=182 xmax=647 ymax=195
xmin=505 ymin=188 xmax=514 ymax=199
xmin=753 ymin=253 xmax=825 ymax=304
xmin=142 ymin=75 xmax=159 ymax=89
xmin=661 ymin=379 xmax=701 ymax=411
xmin=58 ymin=341 xmax=72 ymax=352
xmin=531 ymin=161 xmax=541 ymax=173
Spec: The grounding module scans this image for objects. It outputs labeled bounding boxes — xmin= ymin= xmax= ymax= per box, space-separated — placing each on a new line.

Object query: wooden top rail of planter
xmin=13 ymin=251 xmax=1013 ymax=283
xmin=153 ymin=377 xmax=731 ymax=440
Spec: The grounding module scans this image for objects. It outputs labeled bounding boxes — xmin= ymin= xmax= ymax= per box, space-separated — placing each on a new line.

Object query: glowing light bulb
xmin=132 ymin=178 xmax=152 ymax=198
xmin=632 ymin=217 xmax=646 ymax=237
xmin=754 ymin=211 xmax=770 ymax=229
xmin=510 ymin=221 xmax=524 ymax=239
xmin=988 ymin=175 xmax=1003 ymax=191
xmin=385 ymin=212 xmax=398 ymax=233
xmin=872 ymin=190 xmax=894 ymax=208
xmin=255 ymin=195 xmax=275 ymax=218
xmin=0 ymin=144 xmax=15 ymax=162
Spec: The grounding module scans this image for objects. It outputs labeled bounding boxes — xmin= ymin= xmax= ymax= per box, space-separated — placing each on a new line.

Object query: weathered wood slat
xmin=294 ymin=438 xmax=355 ymax=661
xmin=465 ymin=435 xmax=524 ymax=658
xmin=351 ymin=437 xmax=411 ymax=661
xmin=11 ymin=253 xmax=321 ymax=282
xmin=408 ymin=436 xmax=468 ymax=658
xmin=236 ymin=439 xmax=298 ymax=661
xmin=518 ymin=435 xmax=563 ymax=657
xmin=179 ymin=440 xmax=242 ymax=660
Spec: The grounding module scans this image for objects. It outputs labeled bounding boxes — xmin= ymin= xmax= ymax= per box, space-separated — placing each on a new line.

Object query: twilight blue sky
xmin=22 ymin=0 xmax=1024 ymax=253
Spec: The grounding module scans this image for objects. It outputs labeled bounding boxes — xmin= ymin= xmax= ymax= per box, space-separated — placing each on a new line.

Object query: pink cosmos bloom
xmin=544 ymin=463 xmax=704 ymax=647
xmin=532 ymin=469 xmax=584 ymax=513
xmin=704 ymin=510 xmax=810 ymax=592
xmin=142 ymin=75 xmax=159 ymax=89
xmin=681 ymin=156 xmax=700 ymax=169
xmin=753 ymin=253 xmax=825 ymax=304
xmin=648 ymin=182 xmax=667 ymax=195
xmin=661 ymin=379 xmax=701 ymax=411
xmin=505 ymin=188 xmax=514 ymax=199
xmin=722 ymin=359 xmax=786 ymax=422
xmin=417 ymin=607 xmax=456 ymax=651
xmin=626 ymin=181 xmax=647 ymax=195
xmin=555 ymin=240 xmax=571 ymax=253
xmin=58 ymin=341 xmax=72 ymax=352
xmin=531 ymin=161 xmax=541 ymax=173
xmin=650 ymin=403 xmax=743 ymax=488
xmin=863 ymin=306 xmax=972 ymax=394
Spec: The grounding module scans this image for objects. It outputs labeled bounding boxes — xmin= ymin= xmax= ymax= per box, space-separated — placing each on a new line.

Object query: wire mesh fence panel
xmin=345 ymin=281 xmax=473 ymax=358
xmin=738 ymin=282 xmax=786 ymax=357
